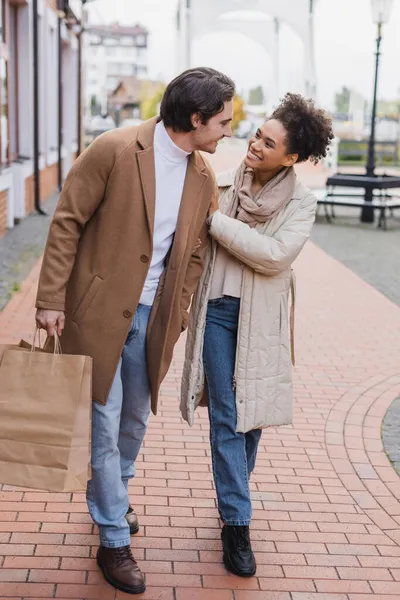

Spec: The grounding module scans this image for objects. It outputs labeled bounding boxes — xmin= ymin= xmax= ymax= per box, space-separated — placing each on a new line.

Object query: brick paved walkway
xmin=1 ymin=240 xmax=400 ymax=599
xmin=1 ymin=143 xmax=400 ymax=599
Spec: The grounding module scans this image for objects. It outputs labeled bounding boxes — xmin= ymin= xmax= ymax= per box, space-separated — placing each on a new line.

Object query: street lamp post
xmin=361 ymin=0 xmax=394 ymax=223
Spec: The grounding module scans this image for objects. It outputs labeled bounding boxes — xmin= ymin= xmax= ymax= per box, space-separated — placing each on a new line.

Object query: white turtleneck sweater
xmin=139 ymin=120 xmax=191 ymax=306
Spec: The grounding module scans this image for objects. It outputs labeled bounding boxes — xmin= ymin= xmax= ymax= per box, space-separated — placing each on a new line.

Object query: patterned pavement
xmin=0 ymin=141 xmax=399 ymax=599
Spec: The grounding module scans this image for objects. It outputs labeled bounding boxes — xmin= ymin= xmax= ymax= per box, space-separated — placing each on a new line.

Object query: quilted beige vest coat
xmin=180 ymin=168 xmax=317 ymax=433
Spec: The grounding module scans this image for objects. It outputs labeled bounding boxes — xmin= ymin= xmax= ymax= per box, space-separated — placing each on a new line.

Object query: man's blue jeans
xmin=86 ymin=304 xmax=151 ymax=548
xmin=203 ymin=296 xmax=262 ymax=526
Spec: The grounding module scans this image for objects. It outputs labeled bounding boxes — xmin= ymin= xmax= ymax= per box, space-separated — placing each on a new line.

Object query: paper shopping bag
xmin=0 ymin=335 xmax=92 ymax=492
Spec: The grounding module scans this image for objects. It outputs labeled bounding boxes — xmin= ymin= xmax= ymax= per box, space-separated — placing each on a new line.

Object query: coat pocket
xmin=72 ymin=276 xmax=103 ymax=325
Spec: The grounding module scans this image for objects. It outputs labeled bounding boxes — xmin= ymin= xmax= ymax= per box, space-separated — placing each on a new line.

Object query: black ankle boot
xmin=221 ymin=525 xmax=256 ymax=577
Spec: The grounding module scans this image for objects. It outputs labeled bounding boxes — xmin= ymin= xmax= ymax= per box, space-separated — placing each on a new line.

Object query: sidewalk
xmin=0 ymin=151 xmax=400 ymax=599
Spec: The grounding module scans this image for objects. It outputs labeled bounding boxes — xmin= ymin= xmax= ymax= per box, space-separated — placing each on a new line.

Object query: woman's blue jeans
xmin=203 ymin=296 xmax=262 ymax=526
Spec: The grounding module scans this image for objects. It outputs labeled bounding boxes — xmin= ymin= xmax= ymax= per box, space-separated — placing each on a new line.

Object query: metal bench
xmin=318 ymin=173 xmax=400 ymax=229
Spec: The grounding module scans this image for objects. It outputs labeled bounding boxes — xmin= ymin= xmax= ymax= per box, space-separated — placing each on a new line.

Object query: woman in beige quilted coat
xmin=181 ymin=93 xmax=333 ymax=578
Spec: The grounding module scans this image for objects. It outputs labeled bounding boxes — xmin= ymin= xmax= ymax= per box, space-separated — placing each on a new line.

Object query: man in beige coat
xmin=35 ymin=67 xmax=235 ymax=595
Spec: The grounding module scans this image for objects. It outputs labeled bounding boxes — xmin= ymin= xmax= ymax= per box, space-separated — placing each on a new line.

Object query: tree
xmin=334 ymin=87 xmax=350 ymax=114
xmin=232 ymin=95 xmax=246 ymax=132
xmin=248 ymin=86 xmax=264 ymax=106
xmin=140 ymin=85 xmax=166 ymax=121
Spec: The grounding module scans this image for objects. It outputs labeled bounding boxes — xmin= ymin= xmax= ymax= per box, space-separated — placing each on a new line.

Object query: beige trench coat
xmin=36 ymin=117 xmax=217 ymax=413
xmin=181 ymin=168 xmax=317 ymax=433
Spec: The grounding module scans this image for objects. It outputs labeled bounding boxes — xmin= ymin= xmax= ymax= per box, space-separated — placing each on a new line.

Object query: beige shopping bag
xmin=0 ymin=331 xmax=92 ymax=492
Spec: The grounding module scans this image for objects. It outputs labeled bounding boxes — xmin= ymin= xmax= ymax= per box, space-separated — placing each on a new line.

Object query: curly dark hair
xmin=270 ymin=93 xmax=334 ymax=164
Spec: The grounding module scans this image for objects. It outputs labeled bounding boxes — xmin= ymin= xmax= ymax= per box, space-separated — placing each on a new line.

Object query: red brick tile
xmin=315 ymin=580 xmax=372 ymax=593
xmin=0 ymin=512 xmax=17 ymax=522
xmin=269 ymin=520 xmax=318 ymax=532
xmin=0 ymin=502 xmax=46 ymax=512
xmin=145 ymin=549 xmax=198 ymax=562
xmin=283 ymin=566 xmax=338 ymax=579
xmin=3 ymin=556 xmax=60 ymax=569
xmin=202 ymin=575 xmax=260 ymax=589
xmin=0 ymin=569 xmax=29 ymax=582
xmin=0 ymin=521 xmax=40 ymax=533
xmin=41 ymin=523 xmax=92 ymax=534
xmin=305 ymin=554 xmax=359 ymax=567
xmin=173 ymin=561 xmax=227 ymax=575
xmin=259 ymin=578 xmax=316 ymax=592
xmin=17 ymin=512 xmax=69 ymax=523
xmin=0 ymin=543 xmax=35 ymax=556
xmin=338 ymin=566 xmax=393 ymax=580
xmin=326 ymin=544 xmax=379 ymax=556
xmin=0 ymin=583 xmax=55 ymax=597
xmin=175 ymin=590 xmax=233 ymax=600
xmin=116 ymin=588 xmax=175 ymax=600
xmin=23 ymin=493 xmax=72 ymax=503
xmin=297 ymin=532 xmax=347 ymax=544
xmin=34 ymin=545 xmax=90 ymax=557
xmin=256 ymin=553 xmax=307 ymax=566
xmin=144 ymin=573 xmax=202 ymax=587
xmin=370 ymin=581 xmax=400 ymax=594
xmin=292 ymin=595 xmax=348 ymax=600
xmin=234 ymin=593 xmax=290 ymax=600
xmin=29 ymin=570 xmax=86 ymax=583
xmin=63 ymin=533 xmax=98 ymax=545
xmin=317 ymin=522 xmax=367 ymax=534
xmin=10 ymin=532 xmax=64 ymax=545
xmin=60 ymin=557 xmax=97 ymax=570
xmin=346 ymin=533 xmax=395 ymax=546
xmin=55 ymin=584 xmax=115 ymax=598
xmin=347 ymin=595 xmax=398 ymax=600
xmin=276 ymin=542 xmax=327 ymax=554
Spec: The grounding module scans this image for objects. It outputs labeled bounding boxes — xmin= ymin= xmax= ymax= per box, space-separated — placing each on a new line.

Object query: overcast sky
xmin=87 ymin=0 xmax=400 ymax=110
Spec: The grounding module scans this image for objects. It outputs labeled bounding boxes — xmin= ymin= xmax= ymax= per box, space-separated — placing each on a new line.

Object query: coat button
xmin=140 ymin=254 xmax=149 ymax=263
xmin=123 ymin=310 xmax=132 ymax=319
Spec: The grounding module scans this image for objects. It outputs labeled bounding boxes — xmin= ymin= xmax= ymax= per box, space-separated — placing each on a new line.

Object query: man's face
xmin=191 ymin=100 xmax=234 ymax=154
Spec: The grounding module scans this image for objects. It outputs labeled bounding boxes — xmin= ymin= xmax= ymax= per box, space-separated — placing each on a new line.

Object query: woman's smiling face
xmin=245 ymin=119 xmax=298 ymax=173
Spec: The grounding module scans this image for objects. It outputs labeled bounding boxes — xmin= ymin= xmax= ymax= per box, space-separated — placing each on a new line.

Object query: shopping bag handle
xmin=31 ymin=327 xmax=62 ymax=355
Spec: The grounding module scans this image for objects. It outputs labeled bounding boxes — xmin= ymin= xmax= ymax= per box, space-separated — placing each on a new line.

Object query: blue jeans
xmin=86 ymin=304 xmax=151 ymax=548
xmin=203 ymin=296 xmax=262 ymax=526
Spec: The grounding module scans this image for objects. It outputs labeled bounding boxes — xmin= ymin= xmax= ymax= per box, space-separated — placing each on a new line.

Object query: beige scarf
xmin=232 ymin=162 xmax=297 ymax=227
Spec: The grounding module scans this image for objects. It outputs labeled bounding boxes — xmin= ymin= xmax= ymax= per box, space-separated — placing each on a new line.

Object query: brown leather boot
xmin=97 ymin=545 xmax=146 ymax=594
xmin=125 ymin=505 xmax=139 ymax=535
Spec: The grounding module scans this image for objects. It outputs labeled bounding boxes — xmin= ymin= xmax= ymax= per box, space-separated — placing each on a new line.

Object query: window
xmin=136 ymin=66 xmax=147 ymax=78
xmin=0 ymin=0 xmax=5 ymax=43
xmin=122 ymin=63 xmax=134 ymax=76
xmin=9 ymin=3 xmax=18 ymax=160
xmin=90 ymin=34 xmax=101 ymax=44
xmin=46 ymin=24 xmax=58 ymax=153
xmin=135 ymin=34 xmax=146 ymax=47
xmin=120 ymin=36 xmax=133 ymax=46
xmin=0 ymin=58 xmax=9 ymax=167
xmin=104 ymin=36 xmax=118 ymax=46
xmin=136 ymin=47 xmax=147 ymax=62
xmin=107 ymin=76 xmax=118 ymax=90
xmin=106 ymin=47 xmax=116 ymax=56
xmin=108 ymin=62 xmax=134 ymax=76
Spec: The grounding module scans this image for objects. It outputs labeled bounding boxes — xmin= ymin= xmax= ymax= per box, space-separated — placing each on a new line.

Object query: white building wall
xmin=0 ymin=2 xmax=80 ymax=231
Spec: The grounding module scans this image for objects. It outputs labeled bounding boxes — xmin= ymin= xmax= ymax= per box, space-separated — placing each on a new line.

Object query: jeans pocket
xmin=208 ymin=297 xmax=224 ymax=306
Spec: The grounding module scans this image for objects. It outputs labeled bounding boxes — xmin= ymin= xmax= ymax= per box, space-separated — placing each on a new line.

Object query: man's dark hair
xmin=160 ymin=67 xmax=235 ymax=132
xmin=270 ymin=93 xmax=334 ymax=164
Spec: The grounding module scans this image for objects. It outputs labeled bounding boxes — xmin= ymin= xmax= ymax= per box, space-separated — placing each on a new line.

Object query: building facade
xmin=0 ymin=0 xmax=82 ymax=236
xmin=85 ymin=22 xmax=148 ymax=116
